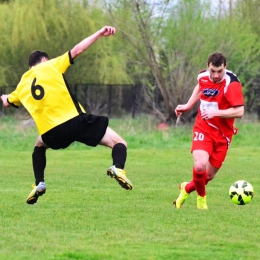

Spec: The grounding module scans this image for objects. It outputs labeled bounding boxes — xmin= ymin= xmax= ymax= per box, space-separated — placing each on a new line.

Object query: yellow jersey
xmin=8 ymin=51 xmax=86 ymax=135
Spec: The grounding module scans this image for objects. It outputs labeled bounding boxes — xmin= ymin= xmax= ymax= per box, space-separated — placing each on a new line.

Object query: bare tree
xmin=104 ymin=0 xmax=176 ymax=123
xmin=104 ymin=0 xmax=216 ymax=124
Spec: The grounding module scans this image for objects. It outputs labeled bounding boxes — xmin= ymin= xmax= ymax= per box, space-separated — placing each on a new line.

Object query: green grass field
xmin=0 ymin=115 xmax=260 ymax=260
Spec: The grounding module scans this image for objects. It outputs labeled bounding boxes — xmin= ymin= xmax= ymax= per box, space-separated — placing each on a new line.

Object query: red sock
xmin=185 ymin=181 xmax=196 ymax=193
xmin=185 ymin=174 xmax=209 ymax=193
xmin=193 ymin=167 xmax=206 ymax=197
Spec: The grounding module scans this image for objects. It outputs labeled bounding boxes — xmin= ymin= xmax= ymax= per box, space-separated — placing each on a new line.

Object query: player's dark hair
xmin=207 ymin=52 xmax=226 ymax=67
xmin=28 ymin=50 xmax=49 ymax=67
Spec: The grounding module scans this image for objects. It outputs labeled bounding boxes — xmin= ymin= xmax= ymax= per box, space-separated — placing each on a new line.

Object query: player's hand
xmin=99 ymin=26 xmax=116 ymax=37
xmin=200 ymin=109 xmax=215 ymax=120
xmin=1 ymin=94 xmax=8 ymax=102
xmin=175 ymin=104 xmax=189 ymax=117
xmin=1 ymin=94 xmax=11 ymax=107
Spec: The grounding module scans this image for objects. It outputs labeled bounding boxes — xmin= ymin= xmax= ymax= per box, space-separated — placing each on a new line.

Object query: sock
xmin=185 ymin=181 xmax=196 ymax=193
xmin=185 ymin=178 xmax=209 ymax=193
xmin=185 ymin=176 xmax=209 ymax=193
xmin=112 ymin=143 xmax=127 ymax=169
xmin=32 ymin=146 xmax=47 ymax=185
xmin=193 ymin=167 xmax=206 ymax=197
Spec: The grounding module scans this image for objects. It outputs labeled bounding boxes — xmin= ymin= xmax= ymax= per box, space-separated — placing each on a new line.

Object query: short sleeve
xmin=49 ymin=52 xmax=74 ymax=74
xmin=225 ymin=82 xmax=244 ymax=107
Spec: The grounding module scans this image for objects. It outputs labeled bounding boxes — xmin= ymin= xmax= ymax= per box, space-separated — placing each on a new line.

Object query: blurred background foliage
xmin=1 ymin=0 xmax=260 ymax=123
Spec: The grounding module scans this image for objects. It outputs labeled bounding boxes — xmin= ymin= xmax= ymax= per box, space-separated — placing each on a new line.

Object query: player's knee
xmin=194 ymin=164 xmax=206 ymax=172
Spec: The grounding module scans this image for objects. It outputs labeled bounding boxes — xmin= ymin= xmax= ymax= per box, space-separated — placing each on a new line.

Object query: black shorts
xmin=41 ymin=114 xmax=109 ymax=149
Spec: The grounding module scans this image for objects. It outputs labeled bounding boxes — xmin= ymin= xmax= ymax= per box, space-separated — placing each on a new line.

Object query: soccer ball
xmin=229 ymin=180 xmax=254 ymax=205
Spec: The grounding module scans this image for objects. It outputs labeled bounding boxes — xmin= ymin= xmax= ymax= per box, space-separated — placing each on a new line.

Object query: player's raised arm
xmin=1 ymin=94 xmax=11 ymax=107
xmin=70 ymin=26 xmax=116 ymax=59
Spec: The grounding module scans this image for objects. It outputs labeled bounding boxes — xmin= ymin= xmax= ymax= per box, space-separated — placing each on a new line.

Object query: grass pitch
xmin=0 ymin=116 xmax=259 ymax=260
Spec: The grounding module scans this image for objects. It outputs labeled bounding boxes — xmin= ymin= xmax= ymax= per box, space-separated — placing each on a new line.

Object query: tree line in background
xmin=0 ymin=84 xmax=152 ymax=119
xmin=1 ymin=0 xmax=260 ymax=124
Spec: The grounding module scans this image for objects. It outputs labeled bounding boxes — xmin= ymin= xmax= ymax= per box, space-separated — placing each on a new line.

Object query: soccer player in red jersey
xmin=173 ymin=52 xmax=244 ymax=209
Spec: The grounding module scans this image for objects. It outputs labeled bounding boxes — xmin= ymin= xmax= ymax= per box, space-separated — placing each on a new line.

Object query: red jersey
xmin=194 ymin=69 xmax=244 ymax=140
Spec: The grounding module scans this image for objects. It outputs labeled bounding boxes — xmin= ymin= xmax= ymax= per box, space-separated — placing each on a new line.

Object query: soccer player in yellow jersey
xmin=1 ymin=26 xmax=132 ymax=204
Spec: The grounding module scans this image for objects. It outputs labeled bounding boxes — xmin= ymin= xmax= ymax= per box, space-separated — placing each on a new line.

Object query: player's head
xmin=207 ymin=52 xmax=227 ymax=83
xmin=28 ymin=50 xmax=49 ymax=68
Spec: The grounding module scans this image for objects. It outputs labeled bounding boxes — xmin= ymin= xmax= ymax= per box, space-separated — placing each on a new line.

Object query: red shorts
xmin=191 ymin=125 xmax=230 ymax=168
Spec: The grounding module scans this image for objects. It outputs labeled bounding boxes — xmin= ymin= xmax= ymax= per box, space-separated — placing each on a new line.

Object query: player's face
xmin=208 ymin=63 xmax=226 ymax=83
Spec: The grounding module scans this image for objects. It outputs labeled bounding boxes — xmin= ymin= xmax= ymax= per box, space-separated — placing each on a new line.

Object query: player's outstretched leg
xmin=107 ymin=165 xmax=132 ymax=190
xmin=197 ymin=195 xmax=208 ymax=209
xmin=26 ymin=182 xmax=46 ymax=204
xmin=173 ymin=182 xmax=189 ymax=208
